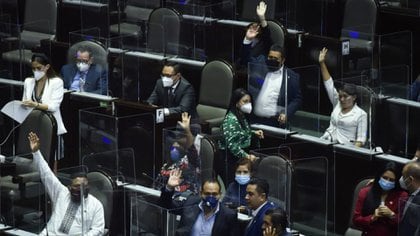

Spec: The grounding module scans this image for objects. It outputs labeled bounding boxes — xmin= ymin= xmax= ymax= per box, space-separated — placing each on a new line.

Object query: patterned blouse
xmin=220 ymin=111 xmax=254 ymax=158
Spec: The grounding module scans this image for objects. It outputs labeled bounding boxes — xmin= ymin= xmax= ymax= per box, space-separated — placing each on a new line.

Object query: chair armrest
xmin=12 ymin=172 xmax=40 ymax=184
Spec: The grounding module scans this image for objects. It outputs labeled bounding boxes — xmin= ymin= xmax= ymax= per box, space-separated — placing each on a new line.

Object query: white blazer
xmin=22 ymin=77 xmax=67 ymax=135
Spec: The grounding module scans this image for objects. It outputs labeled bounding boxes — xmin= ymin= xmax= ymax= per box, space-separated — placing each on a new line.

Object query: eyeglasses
xmin=161 ymin=73 xmax=176 ymax=77
xmin=76 ymin=59 xmax=90 ymax=64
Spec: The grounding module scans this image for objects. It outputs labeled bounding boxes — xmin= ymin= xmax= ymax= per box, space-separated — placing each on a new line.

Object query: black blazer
xmin=147 ymin=77 xmax=197 ymax=118
xmin=399 ymin=191 xmax=420 ymax=236
xmin=159 ymin=189 xmax=239 ymax=236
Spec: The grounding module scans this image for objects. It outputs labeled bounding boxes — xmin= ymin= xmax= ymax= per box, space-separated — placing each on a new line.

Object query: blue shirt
xmin=191 ymin=202 xmax=220 ymax=236
xmin=70 ymin=71 xmax=87 ymax=91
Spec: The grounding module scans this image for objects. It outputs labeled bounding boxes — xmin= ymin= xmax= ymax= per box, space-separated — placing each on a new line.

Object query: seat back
xmin=344 ymin=178 xmax=372 ymax=236
xmin=67 ymin=40 xmax=108 ymax=70
xmin=256 ymin=155 xmax=292 ymax=204
xmin=23 ymin=0 xmax=56 ymax=35
xmin=200 ymin=135 xmax=217 ymax=181
xmin=267 ymin=20 xmax=286 ymax=48
xmin=15 ymin=110 xmax=57 ymax=172
xmin=146 ymin=7 xmax=182 ymax=55
xmin=341 ymin=0 xmax=378 ymax=41
xmin=125 ymin=0 xmax=160 ymax=22
xmin=87 ymin=171 xmax=116 ymax=231
xmin=197 ymin=60 xmax=234 ymax=132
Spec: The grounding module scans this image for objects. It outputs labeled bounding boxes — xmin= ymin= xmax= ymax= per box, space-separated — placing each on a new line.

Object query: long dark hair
xmin=227 ymin=88 xmax=252 ymax=129
xmin=362 ymin=161 xmax=402 ymax=215
xmin=31 ymin=53 xmax=57 ymax=78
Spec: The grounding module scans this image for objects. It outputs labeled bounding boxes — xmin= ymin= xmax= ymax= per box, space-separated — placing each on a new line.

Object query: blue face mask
xmin=170 ymin=146 xmax=185 ymax=162
xmin=202 ymin=196 xmax=218 ymax=209
xmin=235 ymin=174 xmax=251 ymax=185
xmin=379 ymin=177 xmax=395 ymax=191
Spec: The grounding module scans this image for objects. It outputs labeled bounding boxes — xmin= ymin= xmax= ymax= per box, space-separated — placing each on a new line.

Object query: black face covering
xmin=266 ymin=59 xmax=281 ymax=72
xmin=69 ymin=186 xmax=89 ymax=203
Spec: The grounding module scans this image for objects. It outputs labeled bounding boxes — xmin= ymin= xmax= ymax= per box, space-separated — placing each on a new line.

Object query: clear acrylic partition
xmin=0 ymin=153 xmax=45 ymax=234
xmin=130 ymin=195 xmax=187 ymax=236
xmin=57 ymin=165 xmax=124 ymax=235
xmin=372 ymin=65 xmax=410 ymax=98
xmin=288 ymin=65 xmax=330 ymax=138
xmin=166 ymin=1 xmax=233 ymax=19
xmin=155 ymin=127 xmax=201 ymax=196
xmin=398 ymin=198 xmax=420 ymax=236
xmin=381 ymin=1 xmax=420 ymax=16
xmin=75 ymin=0 xmax=111 ymax=39
xmin=250 ymin=146 xmax=328 ymax=235
xmin=145 ymin=19 xmax=180 ymax=57
xmin=328 ymin=76 xmax=375 ymax=150
xmin=79 ymin=107 xmax=155 ymax=181
xmin=0 ymin=22 xmax=25 ymax=80
xmin=247 ymin=62 xmax=290 ymax=138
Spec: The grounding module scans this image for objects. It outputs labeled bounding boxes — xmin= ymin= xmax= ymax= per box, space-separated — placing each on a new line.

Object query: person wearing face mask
xmin=222 ymin=158 xmax=254 ymax=210
xmin=399 ymin=161 xmax=420 ymax=236
xmin=249 ymin=44 xmax=302 ymax=127
xmin=22 ymin=53 xmax=67 ymax=172
xmin=318 ymin=47 xmax=368 ymax=147
xmin=237 ymin=1 xmax=271 ymax=68
xmin=352 ymin=161 xmax=407 ymax=236
xmin=60 ymin=46 xmax=108 ymax=95
xmin=219 ymin=88 xmax=264 ymax=184
xmin=147 ymin=61 xmax=197 ymax=118
xmin=28 ymin=132 xmax=104 ymax=236
xmin=158 ymin=169 xmax=239 ymax=236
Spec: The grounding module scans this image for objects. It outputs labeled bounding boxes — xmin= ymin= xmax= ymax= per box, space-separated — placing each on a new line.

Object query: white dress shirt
xmin=321 ymin=78 xmax=368 ymax=145
xmin=33 ymin=150 xmax=105 ymax=236
xmin=254 ymin=67 xmax=284 ymax=117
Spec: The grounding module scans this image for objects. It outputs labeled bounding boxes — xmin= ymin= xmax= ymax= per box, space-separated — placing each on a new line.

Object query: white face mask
xmin=399 ymin=176 xmax=409 ymax=190
xmin=240 ymin=103 xmax=252 ymax=114
xmin=162 ymin=76 xmax=174 ymax=87
xmin=33 ymin=70 xmax=45 ymax=81
xmin=77 ymin=62 xmax=90 ymax=72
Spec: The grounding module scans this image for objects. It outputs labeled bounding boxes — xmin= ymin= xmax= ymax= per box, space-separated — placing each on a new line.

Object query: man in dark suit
xmin=244 ymin=178 xmax=275 ymax=236
xmin=159 ymin=169 xmax=239 ymax=236
xmin=60 ymin=46 xmax=108 ymax=95
xmin=147 ymin=61 xmax=197 ymax=118
xmin=399 ymin=161 xmax=420 ymax=236
xmin=248 ymin=44 xmax=302 ymax=127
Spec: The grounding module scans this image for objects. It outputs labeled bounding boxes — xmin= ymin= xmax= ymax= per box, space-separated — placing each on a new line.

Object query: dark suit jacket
xmin=159 ymin=188 xmax=239 ymax=236
xmin=244 ymin=201 xmax=275 ymax=236
xmin=60 ymin=63 xmax=108 ymax=95
xmin=147 ymin=77 xmax=197 ymax=118
xmin=399 ymin=191 xmax=420 ymax=236
xmin=248 ymin=59 xmax=302 ymax=120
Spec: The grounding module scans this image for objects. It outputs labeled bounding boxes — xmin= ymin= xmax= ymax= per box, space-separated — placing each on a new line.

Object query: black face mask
xmin=266 ymin=59 xmax=281 ymax=72
xmin=69 ymin=186 xmax=89 ymax=203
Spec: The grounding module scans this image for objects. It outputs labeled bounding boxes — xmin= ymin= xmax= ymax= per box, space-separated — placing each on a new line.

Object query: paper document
xmin=1 ymin=100 xmax=34 ymax=123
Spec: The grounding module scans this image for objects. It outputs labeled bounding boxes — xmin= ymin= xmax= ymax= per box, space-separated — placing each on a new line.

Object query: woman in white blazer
xmin=22 ymin=53 xmax=67 ymax=172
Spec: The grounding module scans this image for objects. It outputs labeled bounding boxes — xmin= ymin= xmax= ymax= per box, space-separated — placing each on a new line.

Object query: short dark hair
xmin=265 ymin=208 xmax=288 ymax=233
xmin=339 ymin=83 xmax=357 ymax=96
xmin=163 ymin=61 xmax=181 ymax=74
xmin=201 ymin=177 xmax=221 ymax=193
xmin=70 ymin=171 xmax=88 ymax=180
xmin=235 ymin=158 xmax=253 ymax=173
xmin=248 ymin=177 xmax=269 ymax=197
xmin=269 ymin=44 xmax=286 ymax=58
xmin=77 ymin=46 xmax=93 ymax=58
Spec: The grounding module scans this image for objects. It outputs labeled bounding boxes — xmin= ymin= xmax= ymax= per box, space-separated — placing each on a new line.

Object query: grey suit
xmin=147 ymin=77 xmax=197 ymax=118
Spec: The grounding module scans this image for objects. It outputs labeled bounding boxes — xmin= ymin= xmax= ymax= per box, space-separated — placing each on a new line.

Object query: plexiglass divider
xmin=130 ymin=195 xmax=186 ymax=236
xmin=156 ymin=127 xmax=201 ymax=196
xmin=247 ymin=62 xmax=291 ymax=139
xmin=371 ymin=65 xmax=410 ymax=99
xmin=0 ymin=22 xmax=24 ymax=80
xmin=79 ymin=106 xmax=155 ymax=184
xmin=250 ymin=145 xmax=328 ymax=235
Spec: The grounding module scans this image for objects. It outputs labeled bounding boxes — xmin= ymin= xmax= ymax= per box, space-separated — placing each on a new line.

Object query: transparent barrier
xmin=0 ymin=151 xmax=45 ymax=234
xmin=289 ymin=65 xmax=329 ymax=138
xmin=79 ymin=107 xmax=155 ymax=180
xmin=130 ymin=195 xmax=186 ymax=236
xmin=398 ymin=198 xmax=420 ymax=236
xmin=57 ymin=165 xmax=125 ymax=235
xmin=0 ymin=22 xmax=23 ymax=80
xmin=154 ymin=127 xmax=201 ymax=196
xmin=372 ymin=65 xmax=410 ymax=99
xmin=248 ymin=61 xmax=302 ymax=137
xmin=166 ymin=1 xmax=233 ymax=19
xmin=250 ymin=146 xmax=329 ymax=235
xmin=381 ymin=0 xmax=420 ymax=16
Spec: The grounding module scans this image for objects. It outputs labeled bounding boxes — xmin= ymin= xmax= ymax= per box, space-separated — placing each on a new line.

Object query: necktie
xmin=59 ymin=201 xmax=80 ymax=233
xmin=168 ymin=88 xmax=174 ymax=107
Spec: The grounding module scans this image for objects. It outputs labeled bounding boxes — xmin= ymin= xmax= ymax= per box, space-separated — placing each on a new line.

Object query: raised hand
xmin=319 ymin=47 xmax=328 ymax=64
xmin=167 ymin=169 xmax=182 ymax=189
xmin=256 ymin=1 xmax=267 ymax=19
xmin=177 ymin=112 xmax=191 ymax=131
xmin=28 ymin=132 xmax=40 ymax=152
xmin=254 ymin=130 xmax=264 ymax=139
xmin=263 ymin=226 xmax=277 ymax=236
